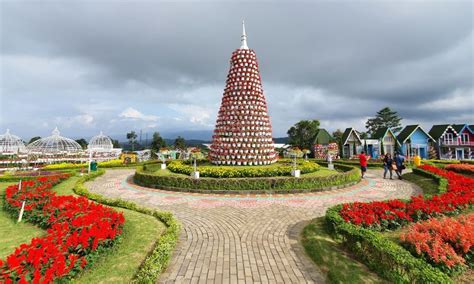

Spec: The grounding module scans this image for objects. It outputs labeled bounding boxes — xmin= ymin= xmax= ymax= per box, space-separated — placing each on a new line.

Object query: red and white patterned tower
xmin=209 ymin=22 xmax=277 ymax=166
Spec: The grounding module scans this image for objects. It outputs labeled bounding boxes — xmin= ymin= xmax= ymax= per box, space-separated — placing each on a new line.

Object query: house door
xmin=419 ymin=147 xmax=426 ymax=159
xmin=456 ymin=149 xmax=464 ymax=160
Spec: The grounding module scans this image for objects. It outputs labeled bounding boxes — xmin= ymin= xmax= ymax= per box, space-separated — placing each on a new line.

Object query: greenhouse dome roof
xmin=88 ymin=131 xmax=113 ymax=151
xmin=0 ymin=129 xmax=26 ymax=154
xmin=26 ymin=127 xmax=83 ymax=154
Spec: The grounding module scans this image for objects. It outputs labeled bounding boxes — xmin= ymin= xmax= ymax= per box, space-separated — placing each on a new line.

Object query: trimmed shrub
xmin=325 ymin=205 xmax=453 ymax=283
xmin=445 ymin=164 xmax=474 ymax=175
xmin=167 ymin=159 xmax=320 ymax=178
xmin=134 ymin=163 xmax=360 ymax=192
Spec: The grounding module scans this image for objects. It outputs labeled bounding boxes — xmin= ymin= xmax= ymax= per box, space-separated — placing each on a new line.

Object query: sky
xmin=1 ymin=1 xmax=473 ymax=141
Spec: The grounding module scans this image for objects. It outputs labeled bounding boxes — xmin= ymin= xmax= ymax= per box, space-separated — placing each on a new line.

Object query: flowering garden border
xmin=0 ymin=174 xmax=125 ymax=283
xmin=324 ymin=165 xmax=473 ymax=283
xmin=73 ymin=170 xmax=181 ymax=283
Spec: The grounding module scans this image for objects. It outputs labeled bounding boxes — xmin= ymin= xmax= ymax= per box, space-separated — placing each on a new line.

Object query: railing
xmin=441 ymin=141 xmax=474 ymax=146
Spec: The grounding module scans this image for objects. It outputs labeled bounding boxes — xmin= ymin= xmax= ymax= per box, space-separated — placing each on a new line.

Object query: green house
xmin=341 ymin=128 xmax=362 ymax=158
xmin=313 ymin=128 xmax=333 ymax=145
xmin=371 ymin=127 xmax=401 ymax=157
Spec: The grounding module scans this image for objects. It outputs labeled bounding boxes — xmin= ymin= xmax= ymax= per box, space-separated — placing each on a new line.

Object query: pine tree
xmin=365 ymin=107 xmax=403 ymax=135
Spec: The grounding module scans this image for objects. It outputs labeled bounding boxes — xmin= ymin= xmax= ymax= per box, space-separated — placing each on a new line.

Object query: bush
xmin=0 ymin=175 xmax=125 ymax=283
xmin=339 ymin=165 xmax=473 ymax=230
xmin=167 ymin=159 xmax=320 ymax=178
xmin=42 ymin=159 xmax=138 ymax=170
xmin=325 ymin=205 xmax=453 ymax=283
xmin=445 ymin=164 xmax=474 ymax=175
xmin=73 ymin=170 xmax=181 ymax=283
xmin=401 ymin=214 xmax=473 ymax=274
xmin=134 ymin=163 xmax=359 ymax=192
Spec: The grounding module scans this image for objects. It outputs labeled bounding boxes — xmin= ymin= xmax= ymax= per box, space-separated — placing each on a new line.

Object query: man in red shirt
xmin=359 ymin=151 xmax=370 ymax=178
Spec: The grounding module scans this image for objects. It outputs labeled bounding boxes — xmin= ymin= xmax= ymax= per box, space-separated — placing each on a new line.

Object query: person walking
xmin=383 ymin=153 xmax=394 ymax=179
xmin=359 ymin=151 xmax=369 ymax=179
xmin=394 ymin=152 xmax=405 ymax=179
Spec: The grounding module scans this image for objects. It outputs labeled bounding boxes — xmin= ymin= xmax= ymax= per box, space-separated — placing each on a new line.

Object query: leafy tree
xmin=150 ymin=132 xmax=166 ymax=152
xmin=111 ymin=139 xmax=121 ymax=148
xmin=28 ymin=136 xmax=41 ymax=144
xmin=365 ymin=107 xmax=403 ymax=136
xmin=174 ymin=136 xmax=186 ymax=150
xmin=75 ymin=138 xmax=88 ymax=149
xmin=287 ymin=120 xmax=320 ymax=150
xmin=332 ymin=129 xmax=344 ymax=157
xmin=126 ymin=131 xmax=138 ymax=151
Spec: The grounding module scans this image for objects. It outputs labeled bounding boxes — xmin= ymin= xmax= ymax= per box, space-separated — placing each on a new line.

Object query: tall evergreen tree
xmin=365 ymin=107 xmax=403 ymax=135
xmin=287 ymin=120 xmax=320 ymax=150
xmin=174 ymin=136 xmax=186 ymax=150
xmin=126 ymin=131 xmax=138 ymax=151
xmin=150 ymin=132 xmax=166 ymax=152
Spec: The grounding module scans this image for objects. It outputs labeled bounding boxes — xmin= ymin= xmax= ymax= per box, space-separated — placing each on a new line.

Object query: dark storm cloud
xmin=0 ymin=1 xmax=472 ymax=138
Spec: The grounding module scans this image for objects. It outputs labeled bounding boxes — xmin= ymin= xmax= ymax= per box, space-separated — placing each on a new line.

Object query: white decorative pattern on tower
xmin=209 ymin=22 xmax=277 ymax=166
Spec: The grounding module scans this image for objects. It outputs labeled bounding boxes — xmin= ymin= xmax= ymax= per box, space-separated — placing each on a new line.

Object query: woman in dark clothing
xmin=383 ymin=154 xmax=393 ymax=179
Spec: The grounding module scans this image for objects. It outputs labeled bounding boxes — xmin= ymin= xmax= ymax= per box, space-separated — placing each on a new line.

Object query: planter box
xmin=291 ymin=169 xmax=301 ymax=178
xmin=328 ymin=164 xmax=335 ymax=170
xmin=191 ymin=171 xmax=200 ymax=179
xmin=161 ymin=164 xmax=167 ymax=170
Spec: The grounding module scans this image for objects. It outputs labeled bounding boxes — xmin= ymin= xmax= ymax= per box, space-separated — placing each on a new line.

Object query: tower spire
xmin=240 ymin=20 xmax=249 ymax=49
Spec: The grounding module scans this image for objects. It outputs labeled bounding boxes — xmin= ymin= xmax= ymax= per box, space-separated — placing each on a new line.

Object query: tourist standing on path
xmin=394 ymin=152 xmax=405 ymax=179
xmin=359 ymin=151 xmax=370 ymax=178
xmin=383 ymin=153 xmax=394 ymax=179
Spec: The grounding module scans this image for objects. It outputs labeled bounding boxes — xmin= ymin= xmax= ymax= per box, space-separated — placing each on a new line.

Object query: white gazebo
xmin=27 ymin=127 xmax=82 ymax=155
xmin=0 ymin=129 xmax=26 ymax=155
xmin=88 ymin=131 xmax=113 ymax=152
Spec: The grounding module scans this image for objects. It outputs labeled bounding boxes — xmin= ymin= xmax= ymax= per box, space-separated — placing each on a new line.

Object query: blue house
xmin=397 ymin=125 xmax=434 ymax=159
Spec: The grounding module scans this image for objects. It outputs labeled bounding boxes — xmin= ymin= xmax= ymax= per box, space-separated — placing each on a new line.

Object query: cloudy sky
xmin=1 ymin=1 xmax=472 ymax=141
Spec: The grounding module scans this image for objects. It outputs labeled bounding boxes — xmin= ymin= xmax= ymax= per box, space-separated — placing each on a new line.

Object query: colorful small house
xmin=341 ymin=128 xmax=362 ymax=158
xmin=429 ymin=124 xmax=473 ymax=160
xmin=312 ymin=129 xmax=337 ymax=159
xmin=370 ymin=127 xmax=401 ymax=157
xmin=397 ymin=125 xmax=434 ymax=159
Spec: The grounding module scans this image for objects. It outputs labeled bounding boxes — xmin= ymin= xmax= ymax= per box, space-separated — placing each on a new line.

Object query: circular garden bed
xmin=134 ymin=160 xmax=360 ymax=194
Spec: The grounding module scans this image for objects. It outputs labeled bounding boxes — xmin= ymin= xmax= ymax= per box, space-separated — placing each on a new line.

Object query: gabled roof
xmin=470 ymin=125 xmax=474 ymax=132
xmin=342 ymin=128 xmax=361 ymax=145
xmin=313 ymin=128 xmax=333 ymax=145
xmin=452 ymin=124 xmax=474 ymax=134
xmin=371 ymin=127 xmax=401 ymax=145
xmin=397 ymin=125 xmax=434 ymax=143
xmin=428 ymin=124 xmax=454 ymax=140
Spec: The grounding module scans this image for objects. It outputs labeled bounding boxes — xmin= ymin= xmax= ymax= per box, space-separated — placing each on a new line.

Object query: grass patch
xmin=403 ymin=172 xmax=440 ymax=197
xmin=301 ymin=217 xmax=383 ymax=283
xmin=0 ymin=182 xmax=45 ymax=259
xmin=301 ymin=168 xmax=338 ymax=177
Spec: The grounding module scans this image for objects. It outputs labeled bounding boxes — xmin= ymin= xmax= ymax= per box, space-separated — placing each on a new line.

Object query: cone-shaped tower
xmin=209 ymin=22 xmax=277 ymax=166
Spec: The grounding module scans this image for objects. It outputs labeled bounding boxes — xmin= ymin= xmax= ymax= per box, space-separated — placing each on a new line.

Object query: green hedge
xmin=316 ymin=159 xmax=384 ymax=168
xmin=134 ymin=163 xmax=360 ymax=192
xmin=73 ymin=170 xmax=181 ymax=283
xmin=0 ymin=170 xmax=76 ymax=182
xmin=325 ymin=205 xmax=453 ymax=283
xmin=412 ymin=167 xmax=448 ymax=194
xmin=166 ymin=159 xmax=320 ymax=178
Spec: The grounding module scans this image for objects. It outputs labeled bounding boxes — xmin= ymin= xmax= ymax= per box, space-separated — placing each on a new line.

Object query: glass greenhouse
xmin=0 ymin=129 xmax=26 ymax=154
xmin=88 ymin=131 xmax=113 ymax=152
xmin=27 ymin=127 xmax=83 ymax=154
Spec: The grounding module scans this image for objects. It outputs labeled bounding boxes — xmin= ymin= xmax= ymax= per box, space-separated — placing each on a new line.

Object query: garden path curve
xmin=85 ymin=169 xmax=421 ymax=284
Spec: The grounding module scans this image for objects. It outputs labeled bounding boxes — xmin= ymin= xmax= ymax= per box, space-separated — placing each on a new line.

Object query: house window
xmin=384 ymin=136 xmax=393 ymax=143
xmin=461 ymin=134 xmax=469 ymax=144
xmin=444 ymin=133 xmax=454 ymax=144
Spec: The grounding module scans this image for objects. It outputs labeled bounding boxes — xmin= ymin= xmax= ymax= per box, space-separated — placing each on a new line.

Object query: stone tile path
xmin=85 ymin=169 xmax=421 ymax=284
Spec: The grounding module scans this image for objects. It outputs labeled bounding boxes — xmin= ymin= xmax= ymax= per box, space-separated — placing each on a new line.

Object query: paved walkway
xmin=85 ymin=169 xmax=421 ymax=284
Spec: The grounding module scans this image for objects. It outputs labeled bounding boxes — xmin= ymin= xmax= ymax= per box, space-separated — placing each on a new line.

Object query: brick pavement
xmin=85 ymin=169 xmax=421 ymax=284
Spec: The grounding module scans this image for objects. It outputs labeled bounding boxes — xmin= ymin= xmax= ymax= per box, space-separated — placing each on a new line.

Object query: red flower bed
xmin=0 ymin=175 xmax=125 ymax=283
xmin=401 ymin=214 xmax=474 ymax=271
xmin=339 ymin=165 xmax=474 ymax=229
xmin=445 ymin=163 xmax=474 ymax=175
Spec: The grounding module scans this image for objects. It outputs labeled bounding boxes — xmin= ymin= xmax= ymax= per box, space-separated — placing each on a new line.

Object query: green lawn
xmin=402 ymin=172 xmax=440 ymax=197
xmin=0 ymin=174 xmax=167 ymax=283
xmin=301 ymin=168 xmax=339 ymax=177
xmin=0 ymin=182 xmax=45 ymax=259
xmin=301 ymin=217 xmax=383 ymax=283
